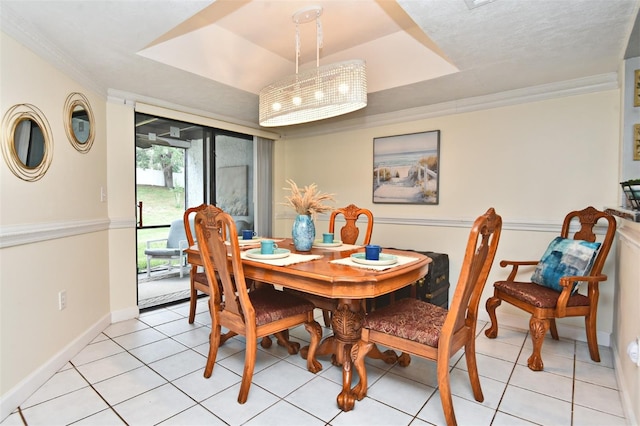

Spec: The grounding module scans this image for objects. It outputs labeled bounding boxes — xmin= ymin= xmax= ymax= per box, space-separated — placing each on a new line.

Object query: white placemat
xmin=330 ymin=254 xmax=420 ymax=271
xmin=311 ymin=243 xmax=361 ymax=251
xmin=240 ymin=252 xmax=322 ymax=266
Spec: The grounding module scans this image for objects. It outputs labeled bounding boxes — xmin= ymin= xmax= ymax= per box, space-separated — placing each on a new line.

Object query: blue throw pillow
xmin=531 ymin=237 xmax=601 ymax=293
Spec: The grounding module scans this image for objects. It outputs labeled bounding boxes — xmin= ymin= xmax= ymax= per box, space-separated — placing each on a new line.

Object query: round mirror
xmin=1 ymin=103 xmax=53 ymax=181
xmin=64 ymin=92 xmax=94 ymax=152
xmin=14 ymin=118 xmax=46 ymax=168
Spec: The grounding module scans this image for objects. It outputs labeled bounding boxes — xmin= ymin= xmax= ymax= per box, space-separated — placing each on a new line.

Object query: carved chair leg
xmin=304 ymin=320 xmax=323 ymax=373
xmin=585 ymin=314 xmax=601 ymax=362
xmin=238 ymin=336 xmax=257 ymax=404
xmin=350 ymin=340 xmax=374 ymax=400
xmin=437 ymin=353 xmax=457 ymax=426
xmin=549 ymin=319 xmax=559 ymax=340
xmin=528 ymin=317 xmax=549 ymax=371
xmin=204 ymin=325 xmax=221 ymax=378
xmin=463 ymin=340 xmax=484 ymax=402
xmin=484 ymin=296 xmax=501 ymax=338
xmin=188 ymin=283 xmax=197 ymax=324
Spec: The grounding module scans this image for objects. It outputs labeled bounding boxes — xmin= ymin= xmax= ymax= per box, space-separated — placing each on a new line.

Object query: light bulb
xmin=338 ymin=83 xmax=349 ymax=94
xmin=292 ymin=96 xmax=302 ymax=106
xmin=314 ymin=90 xmax=324 ymax=100
xmin=272 ymin=102 xmax=282 ymax=112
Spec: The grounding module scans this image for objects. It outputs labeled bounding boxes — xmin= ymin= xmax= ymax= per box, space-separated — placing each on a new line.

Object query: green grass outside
xmin=136 ymin=184 xmax=186 ymax=272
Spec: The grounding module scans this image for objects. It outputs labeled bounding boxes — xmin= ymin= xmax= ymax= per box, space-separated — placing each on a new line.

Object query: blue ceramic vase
xmin=292 ymin=214 xmax=315 ymax=251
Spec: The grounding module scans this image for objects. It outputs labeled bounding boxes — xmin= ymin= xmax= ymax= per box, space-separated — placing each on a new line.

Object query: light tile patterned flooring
xmin=2 ymin=297 xmax=628 ymax=425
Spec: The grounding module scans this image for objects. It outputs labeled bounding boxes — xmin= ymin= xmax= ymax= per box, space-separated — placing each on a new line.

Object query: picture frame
xmin=216 ymin=165 xmax=248 ymax=215
xmin=373 ymin=130 xmax=440 ymax=205
xmin=634 ymin=123 xmax=640 ymax=161
xmin=635 ymin=69 xmax=640 ymax=107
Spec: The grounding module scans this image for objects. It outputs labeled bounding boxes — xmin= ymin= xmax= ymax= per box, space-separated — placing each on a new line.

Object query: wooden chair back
xmin=329 ymin=204 xmax=374 ymax=245
xmin=195 ymin=206 xmax=245 ymax=319
xmin=348 ymin=208 xmax=502 ymax=425
xmin=194 ymin=207 xmax=323 ymax=403
xmin=560 ymin=206 xmax=616 ymax=280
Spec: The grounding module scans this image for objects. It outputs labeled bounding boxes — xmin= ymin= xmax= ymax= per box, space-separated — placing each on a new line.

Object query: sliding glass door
xmin=134 ymin=112 xmax=257 ymax=309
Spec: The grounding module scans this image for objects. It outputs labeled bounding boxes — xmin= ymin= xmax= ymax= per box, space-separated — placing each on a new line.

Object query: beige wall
xmin=274 ymin=91 xmax=620 ymax=337
xmin=0 ymin=32 xmax=111 ymax=411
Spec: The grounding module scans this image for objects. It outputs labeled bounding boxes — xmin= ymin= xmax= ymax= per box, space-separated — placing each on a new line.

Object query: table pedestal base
xmin=301 ymin=298 xmax=402 ymax=411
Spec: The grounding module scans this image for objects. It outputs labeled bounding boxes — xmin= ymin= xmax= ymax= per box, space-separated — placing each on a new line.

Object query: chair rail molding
xmin=281 ymin=213 xmax=614 ymax=235
xmin=0 ymin=218 xmax=114 ymax=248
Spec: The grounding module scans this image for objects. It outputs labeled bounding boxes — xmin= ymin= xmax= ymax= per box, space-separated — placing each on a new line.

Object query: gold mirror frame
xmin=1 ymin=103 xmax=53 ymax=182
xmin=64 ymin=92 xmax=95 ymax=153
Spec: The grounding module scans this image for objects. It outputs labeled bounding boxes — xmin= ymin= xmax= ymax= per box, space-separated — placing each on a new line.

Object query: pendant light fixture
xmin=259 ymin=6 xmax=367 ymax=127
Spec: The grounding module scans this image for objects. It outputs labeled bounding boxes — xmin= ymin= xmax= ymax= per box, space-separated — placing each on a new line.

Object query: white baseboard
xmin=111 ymin=306 xmax=139 ymax=323
xmin=0 ymin=313 xmax=111 ymax=421
xmin=477 ymin=310 xmax=611 ymax=347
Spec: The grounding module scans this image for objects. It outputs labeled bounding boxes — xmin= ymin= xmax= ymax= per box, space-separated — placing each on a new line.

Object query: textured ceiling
xmin=1 ymin=0 xmax=638 ymax=136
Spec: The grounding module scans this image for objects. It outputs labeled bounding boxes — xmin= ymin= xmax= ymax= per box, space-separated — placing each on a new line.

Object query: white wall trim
xmin=0 ymin=219 xmax=111 ymax=248
xmin=2 ymin=212 xmax=614 ymax=249
xmin=111 ymin=306 xmax=140 ymax=323
xmin=281 ymin=212 xmax=613 ymax=235
xmin=0 ymin=313 xmax=111 ymax=422
xmin=618 ymin=226 xmax=640 ymax=249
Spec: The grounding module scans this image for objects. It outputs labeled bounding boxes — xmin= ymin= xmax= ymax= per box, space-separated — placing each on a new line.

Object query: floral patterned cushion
xmin=249 ymin=287 xmax=315 ymax=326
xmin=494 ymin=281 xmax=590 ymax=308
xmin=363 ymin=298 xmax=448 ymax=347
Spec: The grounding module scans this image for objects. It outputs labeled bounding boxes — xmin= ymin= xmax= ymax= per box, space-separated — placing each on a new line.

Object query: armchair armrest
xmin=146 ymin=238 xmax=168 ymax=249
xmin=556 ymin=274 xmax=608 ymax=316
xmin=499 ymin=260 xmax=538 ymax=281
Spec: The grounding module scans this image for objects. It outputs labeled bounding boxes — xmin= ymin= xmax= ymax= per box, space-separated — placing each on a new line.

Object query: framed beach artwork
xmin=373 ymin=130 xmax=440 ymax=205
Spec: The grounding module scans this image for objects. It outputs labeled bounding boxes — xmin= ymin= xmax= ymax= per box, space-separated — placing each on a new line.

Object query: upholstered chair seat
xmin=363 ymin=298 xmax=447 ymax=347
xmin=493 ymin=281 xmax=590 ymax=309
xmin=250 ymin=287 xmax=316 ymax=326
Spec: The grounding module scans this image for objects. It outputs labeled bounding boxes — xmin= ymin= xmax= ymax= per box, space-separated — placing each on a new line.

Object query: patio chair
xmin=144 ymin=218 xmax=188 ymax=278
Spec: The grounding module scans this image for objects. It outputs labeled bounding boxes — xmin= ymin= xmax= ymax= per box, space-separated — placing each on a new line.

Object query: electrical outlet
xmin=58 ymin=290 xmax=67 ymax=310
xmin=100 ymin=186 xmax=107 ymax=202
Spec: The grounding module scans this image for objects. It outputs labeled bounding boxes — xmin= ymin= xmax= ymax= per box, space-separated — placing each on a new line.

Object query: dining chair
xmin=347 ymin=208 xmax=502 ymax=425
xmin=485 ymin=206 xmax=616 ymax=371
xmin=183 ymin=204 xmax=210 ymax=324
xmin=195 ymin=207 xmax=323 ymax=403
xmin=313 ymin=204 xmax=375 ymax=326
xmin=329 ymin=203 xmax=374 ymax=246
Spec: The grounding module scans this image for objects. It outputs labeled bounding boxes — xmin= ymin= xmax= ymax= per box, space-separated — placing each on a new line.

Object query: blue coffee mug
xmin=365 ymin=244 xmax=382 ymax=260
xmin=242 ymin=229 xmax=256 ymax=240
xmin=322 ymin=233 xmax=334 ymax=243
xmin=260 ymin=240 xmax=278 ymax=255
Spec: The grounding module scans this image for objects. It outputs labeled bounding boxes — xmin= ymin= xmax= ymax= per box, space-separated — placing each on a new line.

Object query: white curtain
xmin=255 ymin=137 xmax=274 ymax=237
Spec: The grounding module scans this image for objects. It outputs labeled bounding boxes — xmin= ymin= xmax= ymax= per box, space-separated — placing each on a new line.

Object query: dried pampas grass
xmin=283 ymin=179 xmax=335 ymax=221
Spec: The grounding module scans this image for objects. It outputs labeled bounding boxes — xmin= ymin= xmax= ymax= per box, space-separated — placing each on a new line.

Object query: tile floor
xmin=2 ymin=297 xmax=628 ymax=426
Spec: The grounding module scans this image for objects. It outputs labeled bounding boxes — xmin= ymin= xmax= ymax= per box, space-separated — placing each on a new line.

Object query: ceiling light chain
xmin=258 ymin=5 xmax=367 ymax=127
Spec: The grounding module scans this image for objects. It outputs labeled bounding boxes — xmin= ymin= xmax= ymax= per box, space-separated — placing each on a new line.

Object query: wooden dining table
xmin=185 ymin=238 xmax=431 ymax=411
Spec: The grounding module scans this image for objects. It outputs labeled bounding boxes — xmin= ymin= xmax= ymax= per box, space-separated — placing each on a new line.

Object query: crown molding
xmin=278 ymin=72 xmax=620 ymax=139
